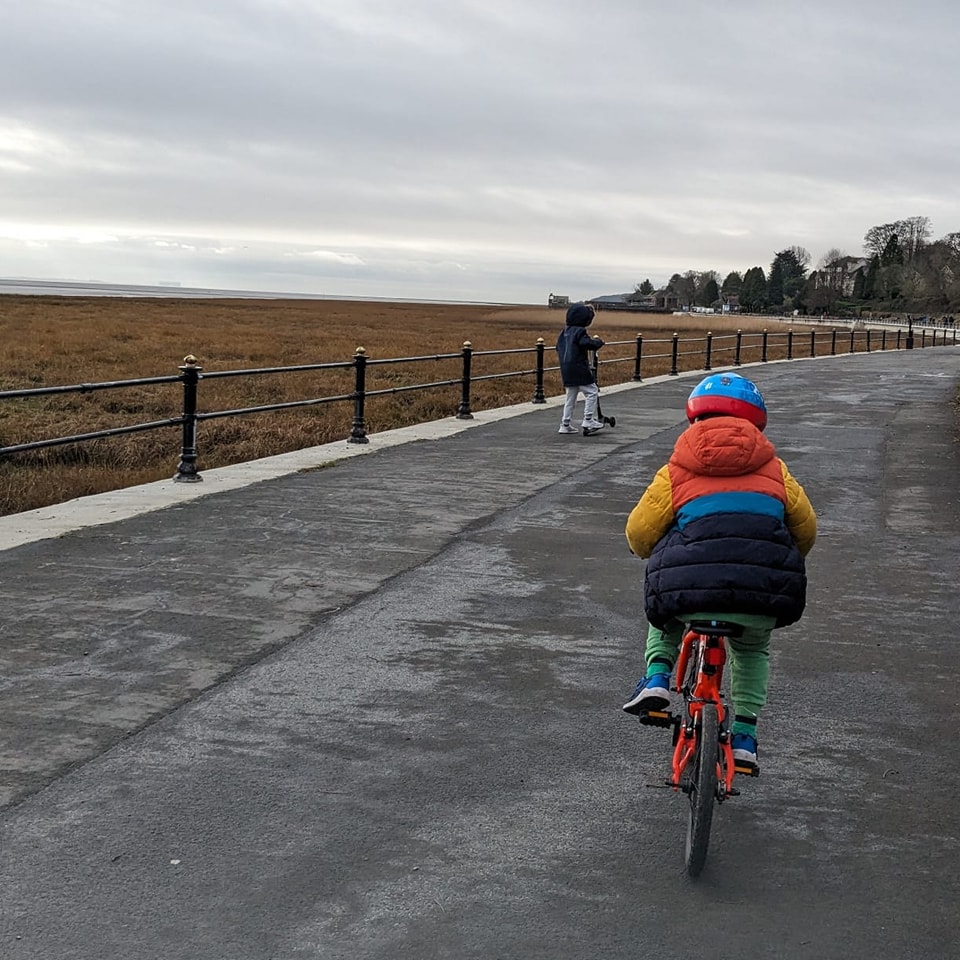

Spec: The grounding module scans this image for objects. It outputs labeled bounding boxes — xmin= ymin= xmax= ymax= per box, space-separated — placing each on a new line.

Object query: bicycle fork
xmin=667 ymin=705 xmax=739 ymax=799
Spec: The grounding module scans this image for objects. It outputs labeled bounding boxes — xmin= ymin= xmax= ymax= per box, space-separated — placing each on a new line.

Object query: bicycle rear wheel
xmin=684 ymin=702 xmax=719 ymax=878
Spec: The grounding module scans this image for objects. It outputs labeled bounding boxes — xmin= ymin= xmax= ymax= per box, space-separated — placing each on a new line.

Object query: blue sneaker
xmin=622 ymin=673 xmax=671 ymax=715
xmin=731 ymin=733 xmax=758 ymax=767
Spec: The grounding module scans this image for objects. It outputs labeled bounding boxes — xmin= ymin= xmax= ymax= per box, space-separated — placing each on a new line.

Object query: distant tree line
xmin=631 ymin=216 xmax=960 ymax=318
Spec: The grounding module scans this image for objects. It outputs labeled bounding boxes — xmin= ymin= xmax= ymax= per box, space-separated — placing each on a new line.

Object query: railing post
xmin=787 ymin=330 xmax=793 ymax=360
xmin=831 ymin=329 xmax=837 ymax=355
xmin=906 ymin=320 xmax=914 ymax=349
xmin=866 ymin=329 xmax=871 ymax=352
xmin=881 ymin=329 xmax=886 ymax=350
xmin=897 ymin=329 xmax=902 ymax=349
xmin=761 ymin=329 xmax=768 ymax=362
xmin=458 ymin=341 xmax=475 ymax=417
xmin=670 ymin=332 xmax=679 ymax=375
xmin=532 ymin=338 xmax=546 ymax=404
xmin=810 ymin=330 xmax=816 ymax=357
xmin=632 ymin=334 xmax=644 ymax=381
xmin=174 ymin=355 xmax=203 ymax=482
xmin=348 ymin=346 xmax=369 ymax=443
xmin=734 ymin=329 xmax=742 ymax=366
xmin=849 ymin=328 xmax=855 ymax=353
xmin=704 ymin=332 xmax=713 ymax=371
xmin=921 ymin=328 xmax=927 ymax=348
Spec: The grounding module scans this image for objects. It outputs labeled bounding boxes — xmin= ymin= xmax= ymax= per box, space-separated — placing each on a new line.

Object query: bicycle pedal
xmin=638 ymin=709 xmax=675 ymax=729
xmin=734 ymin=763 xmax=760 ymax=778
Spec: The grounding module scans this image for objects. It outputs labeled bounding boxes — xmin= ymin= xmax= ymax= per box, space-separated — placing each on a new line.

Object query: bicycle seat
xmin=687 ymin=620 xmax=744 ymax=638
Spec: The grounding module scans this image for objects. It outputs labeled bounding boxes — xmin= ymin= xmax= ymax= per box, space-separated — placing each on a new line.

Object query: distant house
xmin=818 ymin=256 xmax=869 ymax=296
xmin=654 ymin=289 xmax=681 ymax=311
xmin=586 ymin=294 xmax=632 ymax=309
xmin=627 ymin=292 xmax=659 ymax=310
xmin=548 ymin=293 xmax=570 ymax=308
xmin=585 ymin=290 xmax=678 ymax=313
xmin=722 ymin=293 xmax=740 ymax=314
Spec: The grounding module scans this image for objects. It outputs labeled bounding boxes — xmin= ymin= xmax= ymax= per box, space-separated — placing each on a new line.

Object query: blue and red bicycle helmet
xmin=686 ymin=373 xmax=767 ymax=430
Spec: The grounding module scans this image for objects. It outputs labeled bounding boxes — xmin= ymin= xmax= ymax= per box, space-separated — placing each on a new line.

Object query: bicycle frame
xmin=637 ymin=619 xmax=758 ymax=876
xmin=669 ymin=625 xmax=738 ymax=798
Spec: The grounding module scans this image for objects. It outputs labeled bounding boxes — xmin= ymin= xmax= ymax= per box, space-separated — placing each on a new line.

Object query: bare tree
xmin=818 ymin=248 xmax=849 ymax=269
xmin=864 ymin=217 xmax=931 ymax=262
xmin=898 ymin=216 xmax=931 ymax=261
xmin=942 ymin=232 xmax=960 ymax=256
xmin=812 ymin=248 xmax=853 ymax=306
xmin=788 ymin=246 xmax=811 ymax=271
xmin=863 ymin=223 xmax=900 ymax=259
xmin=940 ymin=233 xmax=960 ymax=254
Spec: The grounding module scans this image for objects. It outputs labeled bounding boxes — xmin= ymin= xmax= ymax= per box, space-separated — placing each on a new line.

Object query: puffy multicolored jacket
xmin=625 ymin=416 xmax=817 ymax=629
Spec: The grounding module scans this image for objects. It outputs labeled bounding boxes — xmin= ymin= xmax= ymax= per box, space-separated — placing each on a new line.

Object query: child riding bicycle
xmin=622 ymin=372 xmax=817 ymax=769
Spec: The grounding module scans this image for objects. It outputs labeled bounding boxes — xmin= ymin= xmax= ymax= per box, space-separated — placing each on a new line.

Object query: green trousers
xmin=644 ymin=611 xmax=776 ymax=726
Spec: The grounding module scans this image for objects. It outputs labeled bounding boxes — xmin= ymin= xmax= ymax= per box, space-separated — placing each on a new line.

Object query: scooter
xmin=583 ymin=350 xmax=616 ymax=435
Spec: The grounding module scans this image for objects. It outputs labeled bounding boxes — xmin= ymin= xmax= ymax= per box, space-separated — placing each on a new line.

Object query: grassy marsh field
xmin=0 ymin=296 xmax=813 ymax=516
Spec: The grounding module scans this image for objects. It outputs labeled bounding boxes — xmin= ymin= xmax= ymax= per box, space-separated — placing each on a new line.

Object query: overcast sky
xmin=2 ymin=0 xmax=958 ymax=303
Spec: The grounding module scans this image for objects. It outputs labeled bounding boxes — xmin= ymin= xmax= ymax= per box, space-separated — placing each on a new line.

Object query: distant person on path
xmin=556 ymin=302 xmax=606 ymax=435
xmin=621 ymin=373 xmax=817 ymax=769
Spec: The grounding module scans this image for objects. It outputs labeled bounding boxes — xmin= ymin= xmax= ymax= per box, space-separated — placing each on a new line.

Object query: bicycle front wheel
xmin=684 ymin=702 xmax=719 ymax=878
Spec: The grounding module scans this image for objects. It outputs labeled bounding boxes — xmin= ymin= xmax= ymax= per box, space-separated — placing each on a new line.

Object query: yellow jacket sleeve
xmin=780 ymin=461 xmax=817 ymax=556
xmin=625 ymin=465 xmax=675 ymax=558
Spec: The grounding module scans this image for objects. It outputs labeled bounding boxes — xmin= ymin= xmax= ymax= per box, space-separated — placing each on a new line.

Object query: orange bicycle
xmin=639 ymin=619 xmax=759 ymax=877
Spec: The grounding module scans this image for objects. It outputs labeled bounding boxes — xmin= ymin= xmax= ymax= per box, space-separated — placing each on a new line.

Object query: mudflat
xmin=0 ymin=295 xmax=788 ymax=515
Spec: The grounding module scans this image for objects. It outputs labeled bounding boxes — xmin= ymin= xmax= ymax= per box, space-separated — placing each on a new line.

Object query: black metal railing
xmin=1 ymin=324 xmax=955 ymax=481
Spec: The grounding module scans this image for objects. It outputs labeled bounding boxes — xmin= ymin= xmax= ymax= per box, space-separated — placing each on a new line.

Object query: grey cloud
xmin=1 ymin=0 xmax=959 ymax=302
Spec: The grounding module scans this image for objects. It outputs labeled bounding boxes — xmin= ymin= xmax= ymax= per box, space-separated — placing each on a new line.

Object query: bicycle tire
xmin=684 ymin=702 xmax=719 ymax=878
xmin=679 ymin=638 xmax=698 ymax=699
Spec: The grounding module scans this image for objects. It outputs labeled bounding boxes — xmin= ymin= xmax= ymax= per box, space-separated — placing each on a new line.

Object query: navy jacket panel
xmin=556 ymin=326 xmax=601 ymax=387
xmin=643 ymin=511 xmax=807 ymax=629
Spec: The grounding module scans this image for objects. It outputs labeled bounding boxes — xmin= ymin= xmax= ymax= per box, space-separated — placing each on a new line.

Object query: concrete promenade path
xmin=1 ymin=347 xmax=959 ymax=960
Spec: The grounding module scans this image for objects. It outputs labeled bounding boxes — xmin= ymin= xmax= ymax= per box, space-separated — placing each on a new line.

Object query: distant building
xmin=586 ymin=290 xmax=678 ymax=313
xmin=548 ymin=293 xmax=570 ymax=308
xmin=817 ymin=256 xmax=869 ymax=297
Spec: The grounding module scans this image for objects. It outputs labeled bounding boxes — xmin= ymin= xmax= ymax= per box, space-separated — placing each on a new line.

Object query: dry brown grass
xmin=0 ymin=296 xmax=835 ymax=516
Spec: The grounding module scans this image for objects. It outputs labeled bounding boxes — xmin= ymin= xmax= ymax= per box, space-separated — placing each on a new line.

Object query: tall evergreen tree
xmin=862 ymin=256 xmax=880 ymax=299
xmin=701 ymin=278 xmax=720 ymax=307
xmin=767 ymin=259 xmax=784 ymax=308
xmin=769 ymin=249 xmax=807 ymax=308
xmin=880 ymin=233 xmax=903 ymax=266
xmin=852 ymin=267 xmax=866 ymax=300
xmin=721 ymin=271 xmax=742 ymax=295
xmin=739 ymin=266 xmax=767 ymax=312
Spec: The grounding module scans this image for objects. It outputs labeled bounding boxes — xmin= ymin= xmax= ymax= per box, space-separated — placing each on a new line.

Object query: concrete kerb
xmin=0 ymin=350 xmax=927 ymax=552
